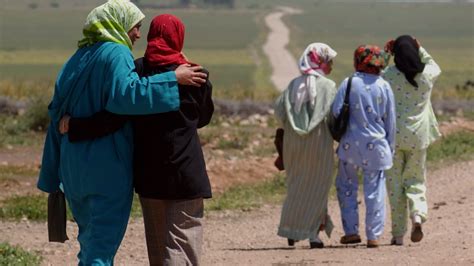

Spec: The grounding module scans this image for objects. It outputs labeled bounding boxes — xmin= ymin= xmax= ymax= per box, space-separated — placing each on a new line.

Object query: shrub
xmin=0 ymin=242 xmax=42 ymax=266
xmin=0 ymin=195 xmax=49 ymax=221
xmin=427 ymin=130 xmax=474 ymax=163
xmin=20 ymin=94 xmax=50 ymax=132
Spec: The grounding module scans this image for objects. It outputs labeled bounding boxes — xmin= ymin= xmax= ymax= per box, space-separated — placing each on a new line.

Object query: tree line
xmin=131 ymin=0 xmax=235 ymax=8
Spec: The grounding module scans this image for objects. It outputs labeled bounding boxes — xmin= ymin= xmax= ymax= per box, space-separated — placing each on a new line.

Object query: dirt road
xmin=262 ymin=7 xmax=301 ymax=92
xmin=1 ymin=159 xmax=472 ymax=265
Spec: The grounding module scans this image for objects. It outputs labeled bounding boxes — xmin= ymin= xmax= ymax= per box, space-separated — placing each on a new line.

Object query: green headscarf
xmin=78 ymin=0 xmax=145 ymax=50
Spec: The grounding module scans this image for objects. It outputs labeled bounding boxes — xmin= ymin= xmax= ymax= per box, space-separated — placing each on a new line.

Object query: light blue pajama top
xmin=332 ymin=72 xmax=396 ymax=171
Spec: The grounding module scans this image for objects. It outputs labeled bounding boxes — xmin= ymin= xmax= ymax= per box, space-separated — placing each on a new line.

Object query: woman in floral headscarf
xmin=332 ymin=45 xmax=395 ymax=248
xmin=37 ymin=1 xmax=206 ymax=264
xmin=275 ymin=43 xmax=338 ymax=249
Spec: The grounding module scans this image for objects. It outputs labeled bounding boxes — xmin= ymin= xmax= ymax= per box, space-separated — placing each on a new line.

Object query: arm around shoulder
xmin=197 ymin=69 xmax=214 ymax=128
xmin=104 ymin=45 xmax=180 ymax=115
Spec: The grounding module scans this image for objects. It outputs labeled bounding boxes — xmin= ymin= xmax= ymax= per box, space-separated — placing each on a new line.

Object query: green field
xmin=284 ymin=2 xmax=474 ymax=95
xmin=0 ymin=1 xmax=473 ymax=101
xmin=0 ymin=8 xmax=264 ymax=99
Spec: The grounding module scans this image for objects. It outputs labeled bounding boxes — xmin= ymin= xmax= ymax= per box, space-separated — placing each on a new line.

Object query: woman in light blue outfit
xmin=332 ymin=45 xmax=395 ymax=248
xmin=37 ymin=1 xmax=205 ymax=264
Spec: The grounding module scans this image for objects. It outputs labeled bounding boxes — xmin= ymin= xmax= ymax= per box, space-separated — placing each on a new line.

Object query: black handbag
xmin=329 ymin=77 xmax=353 ymax=142
xmin=273 ymin=128 xmax=284 ymax=171
xmin=48 ymin=191 xmax=69 ymax=243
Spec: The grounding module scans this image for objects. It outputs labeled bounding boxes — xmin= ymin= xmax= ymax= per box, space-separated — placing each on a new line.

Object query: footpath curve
xmin=262 ymin=6 xmax=301 ymax=92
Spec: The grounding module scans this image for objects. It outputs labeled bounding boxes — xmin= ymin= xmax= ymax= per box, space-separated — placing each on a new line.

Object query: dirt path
xmin=1 ymin=159 xmax=472 ymax=265
xmin=262 ymin=6 xmax=301 ymax=92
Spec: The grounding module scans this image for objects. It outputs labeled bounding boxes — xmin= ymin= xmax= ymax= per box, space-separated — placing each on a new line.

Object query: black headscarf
xmin=393 ymin=35 xmax=425 ymax=88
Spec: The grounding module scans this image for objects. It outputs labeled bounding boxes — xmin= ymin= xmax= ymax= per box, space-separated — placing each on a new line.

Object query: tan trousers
xmin=139 ymin=197 xmax=204 ymax=266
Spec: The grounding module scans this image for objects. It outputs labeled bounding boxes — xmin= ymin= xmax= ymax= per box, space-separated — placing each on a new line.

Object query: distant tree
xmin=50 ymin=2 xmax=60 ymax=8
xmin=28 ymin=3 xmax=38 ymax=9
xmin=180 ymin=0 xmax=191 ymax=7
xmin=202 ymin=0 xmax=234 ymax=8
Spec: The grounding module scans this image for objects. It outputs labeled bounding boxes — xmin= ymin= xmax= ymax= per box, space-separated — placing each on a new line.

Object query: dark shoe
xmin=340 ymin=234 xmax=362 ymax=244
xmin=288 ymin=238 xmax=298 ymax=246
xmin=367 ymin=240 xmax=379 ymax=248
xmin=390 ymin=236 xmax=404 ymax=246
xmin=411 ymin=223 xmax=423 ymax=242
xmin=310 ymin=241 xmax=324 ymax=249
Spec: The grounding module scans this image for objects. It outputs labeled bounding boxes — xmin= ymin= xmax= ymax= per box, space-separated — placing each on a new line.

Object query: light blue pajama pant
xmin=336 ymin=161 xmax=386 ymax=241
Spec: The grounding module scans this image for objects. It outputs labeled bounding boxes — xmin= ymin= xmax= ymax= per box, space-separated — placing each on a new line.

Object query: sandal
xmin=411 ymin=223 xmax=423 ymax=242
xmin=367 ymin=239 xmax=379 ymax=248
xmin=340 ymin=234 xmax=361 ymax=244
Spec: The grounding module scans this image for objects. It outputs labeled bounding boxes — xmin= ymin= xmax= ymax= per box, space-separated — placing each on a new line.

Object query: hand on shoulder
xmin=175 ymin=64 xmax=208 ymax=87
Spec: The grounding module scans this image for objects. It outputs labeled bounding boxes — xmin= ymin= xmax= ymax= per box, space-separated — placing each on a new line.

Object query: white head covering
xmin=291 ymin=43 xmax=337 ymax=113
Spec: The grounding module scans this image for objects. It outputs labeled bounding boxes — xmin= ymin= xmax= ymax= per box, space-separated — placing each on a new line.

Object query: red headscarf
xmin=353 ymin=45 xmax=388 ymax=75
xmin=145 ymin=14 xmax=194 ymax=67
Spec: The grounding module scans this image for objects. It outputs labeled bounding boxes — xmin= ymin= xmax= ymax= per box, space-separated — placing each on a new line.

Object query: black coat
xmin=68 ymin=57 xmax=213 ymax=200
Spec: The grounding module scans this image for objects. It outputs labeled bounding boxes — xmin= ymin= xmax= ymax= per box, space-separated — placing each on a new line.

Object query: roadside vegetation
xmin=0 ymin=242 xmax=42 ymax=266
xmin=1 ymin=129 xmax=472 ymax=220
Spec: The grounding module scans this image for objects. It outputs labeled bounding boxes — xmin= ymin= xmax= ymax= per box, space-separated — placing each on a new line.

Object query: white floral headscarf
xmin=78 ymin=0 xmax=145 ymax=50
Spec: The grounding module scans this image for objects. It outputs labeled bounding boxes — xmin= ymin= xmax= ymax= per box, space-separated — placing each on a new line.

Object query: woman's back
xmin=132 ymin=58 xmax=213 ymax=200
xmin=276 ymin=75 xmax=336 ymax=136
xmin=382 ymin=46 xmax=441 ymax=150
xmin=333 ymin=72 xmax=395 ymax=170
xmin=55 ymin=42 xmax=135 ymax=198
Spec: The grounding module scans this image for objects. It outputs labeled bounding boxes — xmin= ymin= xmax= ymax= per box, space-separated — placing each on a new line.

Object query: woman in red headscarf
xmin=59 ymin=14 xmax=214 ymax=265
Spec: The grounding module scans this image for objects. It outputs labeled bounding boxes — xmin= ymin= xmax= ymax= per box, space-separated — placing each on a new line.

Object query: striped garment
xmin=78 ymin=0 xmax=145 ymax=49
xmin=277 ymin=121 xmax=335 ymax=240
xmin=275 ymin=74 xmax=337 ymax=240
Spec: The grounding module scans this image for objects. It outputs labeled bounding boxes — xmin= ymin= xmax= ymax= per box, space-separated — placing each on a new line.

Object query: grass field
xmin=284 ymin=2 xmax=474 ymax=96
xmin=0 ymin=8 xmax=264 ymax=99
xmin=1 ymin=2 xmax=472 ymax=100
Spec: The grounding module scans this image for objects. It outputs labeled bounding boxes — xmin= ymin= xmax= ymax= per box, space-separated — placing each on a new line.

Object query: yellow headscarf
xmin=78 ymin=0 xmax=145 ymax=50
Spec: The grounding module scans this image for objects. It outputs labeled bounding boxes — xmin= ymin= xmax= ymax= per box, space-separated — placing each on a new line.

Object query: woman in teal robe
xmin=37 ymin=1 xmax=204 ymax=264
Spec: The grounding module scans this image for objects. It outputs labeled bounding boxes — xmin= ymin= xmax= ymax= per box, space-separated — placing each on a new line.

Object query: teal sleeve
xmin=105 ymin=48 xmax=180 ymax=115
xmin=37 ymin=120 xmax=61 ymax=193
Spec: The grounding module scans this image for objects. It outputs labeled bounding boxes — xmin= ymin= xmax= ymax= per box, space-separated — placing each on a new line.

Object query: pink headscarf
xmin=298 ymin=43 xmax=337 ymax=76
xmin=291 ymin=43 xmax=337 ymax=113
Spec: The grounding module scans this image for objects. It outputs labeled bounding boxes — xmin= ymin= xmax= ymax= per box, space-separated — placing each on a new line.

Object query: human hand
xmin=175 ymin=64 xmax=207 ymax=87
xmin=412 ymin=36 xmax=421 ymax=49
xmin=59 ymin=115 xmax=70 ymax=134
xmin=384 ymin=39 xmax=395 ymax=55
